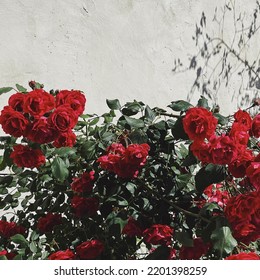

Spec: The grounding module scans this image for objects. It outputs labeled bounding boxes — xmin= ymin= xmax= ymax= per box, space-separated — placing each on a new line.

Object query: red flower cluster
xmin=97 ymin=143 xmax=150 ymax=178
xmin=196 ymin=183 xmax=230 ymax=209
xmin=143 ymin=224 xmax=173 ymax=245
xmin=48 ymin=240 xmax=104 ymax=260
xmin=10 ymin=144 xmax=46 ymax=169
xmin=122 ymin=217 xmax=143 ymax=237
xmin=0 ymin=220 xmax=26 ymax=239
xmin=224 ymin=191 xmax=260 ymax=244
xmin=48 ymin=249 xmax=75 ymax=260
xmin=71 ymin=171 xmax=95 ymax=193
xmin=0 ymin=250 xmax=16 ymax=260
xmin=179 ymin=238 xmax=210 ymax=260
xmin=37 ymin=213 xmax=62 ymax=233
xmin=0 ymin=89 xmax=86 ymax=147
xmin=225 ymin=252 xmax=260 ymax=260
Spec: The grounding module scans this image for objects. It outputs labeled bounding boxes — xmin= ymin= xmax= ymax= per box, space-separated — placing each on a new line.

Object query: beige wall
xmin=0 ymin=0 xmax=259 ymax=123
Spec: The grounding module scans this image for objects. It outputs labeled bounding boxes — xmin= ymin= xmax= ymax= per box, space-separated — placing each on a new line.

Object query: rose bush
xmin=0 ymin=82 xmax=259 ymax=260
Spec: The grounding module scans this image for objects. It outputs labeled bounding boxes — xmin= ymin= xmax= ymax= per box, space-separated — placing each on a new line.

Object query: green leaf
xmin=55 ymin=147 xmax=76 ymax=157
xmin=197 ymin=96 xmax=209 ymax=109
xmin=128 ymin=130 xmax=148 ymax=144
xmin=16 ymin=84 xmax=27 ymax=92
xmin=171 ymin=118 xmax=189 ymax=140
xmin=106 ymin=99 xmax=121 ymax=110
xmin=168 ymin=100 xmax=192 ymax=111
xmin=0 ymin=255 xmax=8 ymax=260
xmin=195 ymin=164 xmax=226 ymax=193
xmin=124 ymin=116 xmax=145 ymax=129
xmin=125 ymin=182 xmax=137 ymax=195
xmin=146 ymin=246 xmax=170 ymax=260
xmin=122 ymin=101 xmax=144 ymax=116
xmin=0 ymin=87 xmax=13 ymax=94
xmin=29 ymin=241 xmax=38 ymax=253
xmin=144 ymin=105 xmax=156 ymax=122
xmin=175 ymin=231 xmax=193 ymax=247
xmin=211 ymin=226 xmax=237 ymax=255
xmin=214 ymin=113 xmax=228 ymax=125
xmin=51 ymin=157 xmax=69 ymax=182
xmin=10 ymin=234 xmax=29 ymax=247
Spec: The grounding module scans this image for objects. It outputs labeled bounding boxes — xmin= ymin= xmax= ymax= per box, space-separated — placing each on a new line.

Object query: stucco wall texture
xmin=0 ymin=0 xmax=259 ymax=122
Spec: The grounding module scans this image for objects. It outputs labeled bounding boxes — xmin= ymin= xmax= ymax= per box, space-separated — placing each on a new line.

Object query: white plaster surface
xmin=0 ymin=0 xmax=259 ymax=120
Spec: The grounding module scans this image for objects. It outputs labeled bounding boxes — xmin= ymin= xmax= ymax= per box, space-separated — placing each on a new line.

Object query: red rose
xmin=251 ymin=114 xmax=260 ymax=138
xmin=8 ymin=92 xmax=25 ymax=111
xmin=71 ymin=171 xmax=95 ymax=193
xmin=49 ymin=105 xmax=78 ymax=133
xmin=183 ymin=107 xmax=218 ymax=141
xmin=0 ymin=250 xmax=7 ymax=256
xmin=228 ymin=149 xmax=254 ymax=178
xmin=25 ymin=117 xmax=57 ymax=144
xmin=53 ymin=130 xmax=76 ymax=148
xmin=56 ymin=90 xmax=86 ymax=116
xmin=190 ymin=140 xmax=211 ymax=163
xmin=203 ymin=184 xmax=229 ymax=208
xmin=246 ymin=155 xmax=260 ymax=190
xmin=0 ymin=220 xmax=26 ymax=239
xmin=76 ymin=240 xmax=104 ymax=260
xmin=179 ymin=238 xmax=209 ymax=260
xmin=124 ymin=143 xmax=150 ymax=167
xmin=143 ymin=224 xmax=173 ymax=245
xmin=37 ymin=213 xmax=62 ymax=233
xmin=234 ymin=109 xmax=252 ymax=131
xmin=0 ymin=106 xmax=29 ymax=137
xmin=225 ymin=252 xmax=260 ymax=260
xmin=122 ymin=217 xmax=143 ymax=237
xmin=23 ymin=89 xmax=55 ymax=117
xmin=230 ymin=123 xmax=250 ymax=146
xmin=48 ymin=249 xmax=75 ymax=260
xmin=71 ymin=196 xmax=99 ymax=218
xmin=225 ymin=191 xmax=260 ymax=243
xmin=209 ymin=135 xmax=238 ymax=165
xmin=97 ymin=143 xmax=150 ymax=178
xmin=10 ymin=145 xmax=46 ymax=168
xmin=0 ymin=250 xmax=16 ymax=260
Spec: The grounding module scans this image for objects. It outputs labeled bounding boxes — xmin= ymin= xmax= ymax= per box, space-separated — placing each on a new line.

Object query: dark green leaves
xmin=124 ymin=116 xmax=145 ymax=129
xmin=16 ymin=84 xmax=27 ymax=92
xmin=168 ymin=100 xmax=192 ymax=112
xmin=51 ymin=157 xmax=69 ymax=182
xmin=0 ymin=87 xmax=13 ymax=94
xmin=10 ymin=234 xmax=29 ymax=247
xmin=211 ymin=226 xmax=237 ymax=255
xmin=195 ymin=164 xmax=226 ymax=193
xmin=106 ymin=99 xmax=121 ymax=110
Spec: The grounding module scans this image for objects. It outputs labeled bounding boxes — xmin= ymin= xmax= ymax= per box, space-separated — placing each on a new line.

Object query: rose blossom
xmin=190 ymin=140 xmax=211 ymax=163
xmin=251 ymin=113 xmax=260 ymax=138
xmin=209 ymin=135 xmax=238 ymax=165
xmin=0 ymin=220 xmax=26 ymax=239
xmin=25 ymin=117 xmax=57 ymax=144
xmin=10 ymin=144 xmax=46 ymax=168
xmin=37 ymin=213 xmax=62 ymax=233
xmin=229 ymin=123 xmax=250 ymax=146
xmin=49 ymin=105 xmax=78 ymax=133
xmin=122 ymin=217 xmax=143 ymax=237
xmin=233 ymin=109 xmax=252 ymax=131
xmin=143 ymin=224 xmax=173 ymax=245
xmin=8 ymin=92 xmax=25 ymax=112
xmin=0 ymin=106 xmax=29 ymax=137
xmin=76 ymin=240 xmax=104 ymax=260
xmin=56 ymin=90 xmax=86 ymax=116
xmin=228 ymin=149 xmax=254 ymax=178
xmin=246 ymin=154 xmax=260 ymax=190
xmin=71 ymin=171 xmax=95 ymax=193
xmin=225 ymin=252 xmax=260 ymax=260
xmin=179 ymin=238 xmax=209 ymax=260
xmin=48 ymin=249 xmax=75 ymax=260
xmin=224 ymin=191 xmax=260 ymax=243
xmin=53 ymin=130 xmax=76 ymax=148
xmin=23 ymin=89 xmax=55 ymax=117
xmin=183 ymin=107 xmax=218 ymax=141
